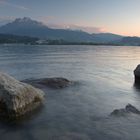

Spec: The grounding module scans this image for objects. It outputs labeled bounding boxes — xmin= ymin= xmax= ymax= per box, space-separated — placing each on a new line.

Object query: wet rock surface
xmin=24 ymin=77 xmax=72 ymax=89
xmin=134 ymin=64 xmax=140 ymax=83
xmin=110 ymin=104 xmax=140 ymax=116
xmin=0 ymin=72 xmax=45 ymax=119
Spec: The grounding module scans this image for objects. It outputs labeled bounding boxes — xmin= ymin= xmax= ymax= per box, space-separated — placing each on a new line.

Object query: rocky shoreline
xmin=0 ymin=72 xmax=73 ymax=119
xmin=0 ymin=64 xmax=140 ymax=119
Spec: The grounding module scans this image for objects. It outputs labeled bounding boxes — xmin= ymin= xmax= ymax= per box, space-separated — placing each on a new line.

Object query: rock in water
xmin=110 ymin=104 xmax=140 ymax=116
xmin=125 ymin=104 xmax=140 ymax=114
xmin=110 ymin=109 xmax=127 ymax=116
xmin=0 ymin=72 xmax=45 ymax=118
xmin=24 ymin=77 xmax=72 ymax=89
xmin=37 ymin=78 xmax=72 ymax=88
xmin=134 ymin=64 xmax=140 ymax=83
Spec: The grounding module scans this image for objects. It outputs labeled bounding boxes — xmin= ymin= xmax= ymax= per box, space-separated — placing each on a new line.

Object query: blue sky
xmin=0 ymin=0 xmax=140 ymax=36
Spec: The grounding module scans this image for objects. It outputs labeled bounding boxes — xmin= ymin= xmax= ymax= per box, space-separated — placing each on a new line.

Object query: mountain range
xmin=0 ymin=17 xmax=140 ymax=45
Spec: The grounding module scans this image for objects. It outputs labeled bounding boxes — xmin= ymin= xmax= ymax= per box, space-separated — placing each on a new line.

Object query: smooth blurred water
xmin=0 ymin=44 xmax=140 ymax=140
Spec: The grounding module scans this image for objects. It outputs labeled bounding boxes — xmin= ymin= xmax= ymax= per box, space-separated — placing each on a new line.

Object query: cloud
xmin=0 ymin=0 xmax=29 ymax=11
xmin=38 ymin=16 xmax=106 ymax=33
xmin=0 ymin=16 xmax=15 ymax=26
xmin=64 ymin=24 xmax=106 ymax=33
xmin=38 ymin=16 xmax=56 ymax=24
xmin=46 ymin=23 xmax=106 ymax=33
xmin=0 ymin=16 xmax=15 ymax=21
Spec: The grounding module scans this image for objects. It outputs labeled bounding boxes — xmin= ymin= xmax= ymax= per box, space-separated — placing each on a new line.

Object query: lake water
xmin=0 ymin=45 xmax=140 ymax=140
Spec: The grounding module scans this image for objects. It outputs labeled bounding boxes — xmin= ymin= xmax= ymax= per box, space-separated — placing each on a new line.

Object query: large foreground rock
xmin=0 ymin=72 xmax=45 ymax=118
xmin=134 ymin=64 xmax=140 ymax=83
xmin=24 ymin=77 xmax=72 ymax=89
xmin=110 ymin=104 xmax=140 ymax=116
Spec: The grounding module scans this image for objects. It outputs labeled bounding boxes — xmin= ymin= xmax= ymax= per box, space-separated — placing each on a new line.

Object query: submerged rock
xmin=110 ymin=109 xmax=127 ymax=116
xmin=134 ymin=64 xmax=140 ymax=83
xmin=0 ymin=72 xmax=45 ymax=118
xmin=24 ymin=77 xmax=72 ymax=89
xmin=110 ymin=104 xmax=140 ymax=116
xmin=125 ymin=104 xmax=140 ymax=114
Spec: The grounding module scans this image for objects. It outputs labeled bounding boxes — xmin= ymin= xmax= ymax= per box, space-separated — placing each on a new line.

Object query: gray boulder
xmin=24 ymin=77 xmax=72 ymax=89
xmin=110 ymin=109 xmax=127 ymax=116
xmin=0 ymin=72 xmax=45 ymax=118
xmin=110 ymin=104 xmax=140 ymax=116
xmin=134 ymin=65 xmax=140 ymax=82
xmin=125 ymin=104 xmax=140 ymax=114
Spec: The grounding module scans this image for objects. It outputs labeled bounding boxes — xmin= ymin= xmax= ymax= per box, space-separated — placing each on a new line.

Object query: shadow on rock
xmin=0 ymin=103 xmax=45 ymax=124
xmin=133 ymin=81 xmax=140 ymax=92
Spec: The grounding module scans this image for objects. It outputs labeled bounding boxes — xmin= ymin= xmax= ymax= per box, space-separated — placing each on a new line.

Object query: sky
xmin=0 ymin=0 xmax=140 ymax=36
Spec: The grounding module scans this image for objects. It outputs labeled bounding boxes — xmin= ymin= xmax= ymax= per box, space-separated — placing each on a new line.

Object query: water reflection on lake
xmin=0 ymin=45 xmax=140 ymax=140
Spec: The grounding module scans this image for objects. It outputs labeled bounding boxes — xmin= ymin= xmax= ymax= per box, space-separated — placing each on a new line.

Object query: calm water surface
xmin=0 ymin=45 xmax=140 ymax=140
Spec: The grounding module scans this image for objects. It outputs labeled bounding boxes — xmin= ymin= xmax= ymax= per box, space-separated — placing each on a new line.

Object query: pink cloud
xmin=38 ymin=16 xmax=106 ymax=33
xmin=64 ymin=24 xmax=106 ymax=33
xmin=37 ymin=16 xmax=106 ymax=33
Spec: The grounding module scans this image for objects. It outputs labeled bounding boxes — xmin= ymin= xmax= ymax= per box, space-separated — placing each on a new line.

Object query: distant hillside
xmin=118 ymin=37 xmax=140 ymax=46
xmin=0 ymin=17 xmax=123 ymax=43
xmin=0 ymin=34 xmax=38 ymax=44
xmin=0 ymin=17 xmax=93 ymax=42
xmin=109 ymin=36 xmax=140 ymax=46
xmin=92 ymin=33 xmax=123 ymax=43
